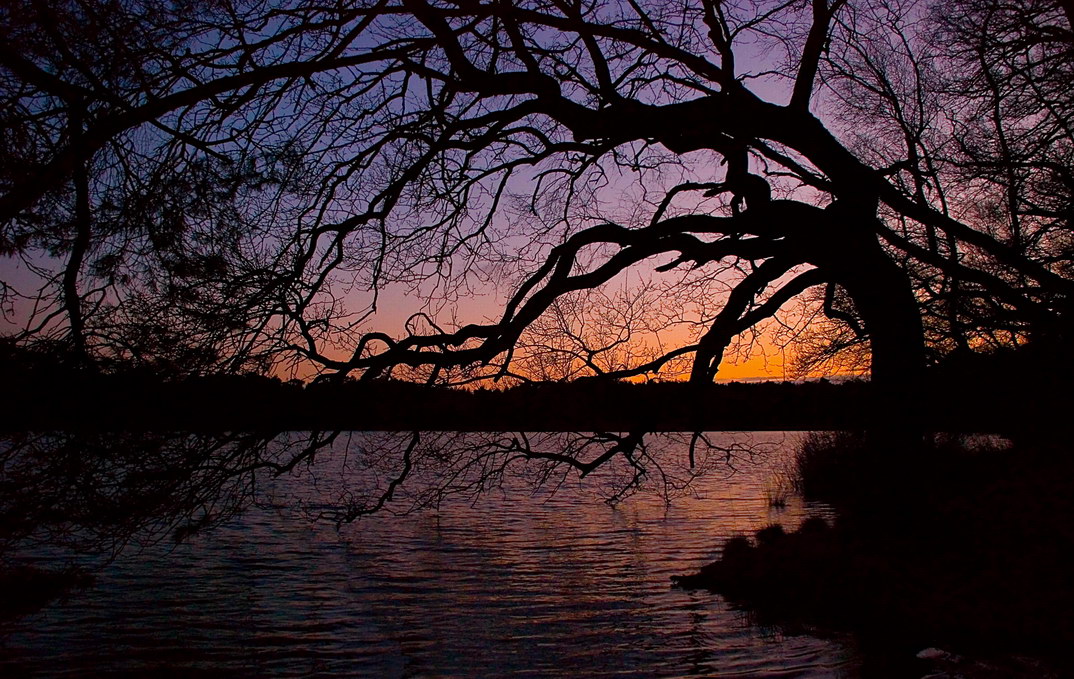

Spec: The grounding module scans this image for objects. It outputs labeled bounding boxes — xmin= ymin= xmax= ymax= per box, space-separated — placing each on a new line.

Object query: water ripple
xmin=1 ymin=432 xmax=853 ymax=678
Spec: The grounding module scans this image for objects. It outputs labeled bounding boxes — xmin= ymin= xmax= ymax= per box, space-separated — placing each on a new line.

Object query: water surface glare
xmin=1 ymin=432 xmax=856 ymax=677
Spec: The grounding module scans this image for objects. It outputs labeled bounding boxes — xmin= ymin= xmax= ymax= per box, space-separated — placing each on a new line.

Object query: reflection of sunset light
xmin=326 ymin=432 xmax=832 ymax=592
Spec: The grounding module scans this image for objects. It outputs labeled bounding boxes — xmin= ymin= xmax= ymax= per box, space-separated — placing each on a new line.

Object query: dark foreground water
xmin=0 ymin=432 xmax=855 ymax=677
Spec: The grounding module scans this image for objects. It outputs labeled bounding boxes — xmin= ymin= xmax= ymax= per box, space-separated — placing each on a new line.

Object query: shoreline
xmin=6 ymin=376 xmax=1068 ymax=432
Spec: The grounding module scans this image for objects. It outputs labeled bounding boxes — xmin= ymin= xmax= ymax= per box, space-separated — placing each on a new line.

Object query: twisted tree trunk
xmin=819 ymin=203 xmax=927 ymax=455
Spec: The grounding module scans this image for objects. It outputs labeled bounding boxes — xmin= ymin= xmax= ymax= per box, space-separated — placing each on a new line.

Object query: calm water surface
xmin=1 ymin=432 xmax=856 ymax=677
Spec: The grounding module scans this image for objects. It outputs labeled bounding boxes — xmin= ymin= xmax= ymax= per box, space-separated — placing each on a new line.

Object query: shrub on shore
xmin=675 ymin=432 xmax=1074 ymax=673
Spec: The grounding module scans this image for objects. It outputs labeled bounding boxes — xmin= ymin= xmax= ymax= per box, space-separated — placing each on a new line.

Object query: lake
xmin=0 ymin=431 xmax=857 ymax=677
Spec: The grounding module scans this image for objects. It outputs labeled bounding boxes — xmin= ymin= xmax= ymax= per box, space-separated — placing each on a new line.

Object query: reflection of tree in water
xmin=1 ymin=431 xmax=775 ymax=569
xmin=297 ymin=431 xmax=775 ymax=523
xmin=1 ymin=431 xmax=323 ymax=565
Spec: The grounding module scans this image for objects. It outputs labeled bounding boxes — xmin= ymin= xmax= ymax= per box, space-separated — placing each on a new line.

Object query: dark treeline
xmin=6 ymin=342 xmax=1070 ymax=432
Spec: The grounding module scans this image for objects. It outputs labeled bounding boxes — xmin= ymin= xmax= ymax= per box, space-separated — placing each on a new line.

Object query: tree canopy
xmin=2 ymin=0 xmax=1072 ymax=385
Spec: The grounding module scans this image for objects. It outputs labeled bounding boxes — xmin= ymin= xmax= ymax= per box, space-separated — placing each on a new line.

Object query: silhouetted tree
xmin=1 ymin=0 xmax=1071 ymax=387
